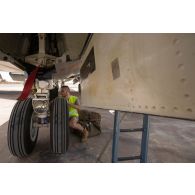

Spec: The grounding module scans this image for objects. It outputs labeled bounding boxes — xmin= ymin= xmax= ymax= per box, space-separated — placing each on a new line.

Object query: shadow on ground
xmin=0 ymin=108 xmax=114 ymax=163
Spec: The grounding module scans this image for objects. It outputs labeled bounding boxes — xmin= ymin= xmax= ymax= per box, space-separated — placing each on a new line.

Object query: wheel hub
xmin=30 ymin=113 xmax=39 ymax=142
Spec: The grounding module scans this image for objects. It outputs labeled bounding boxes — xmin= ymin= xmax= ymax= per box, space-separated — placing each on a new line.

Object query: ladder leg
xmin=112 ymin=110 xmax=120 ymax=163
xmin=140 ymin=114 xmax=150 ymax=163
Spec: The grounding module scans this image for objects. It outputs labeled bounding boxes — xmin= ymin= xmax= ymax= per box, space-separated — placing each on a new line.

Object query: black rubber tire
xmin=78 ymin=84 xmax=81 ymax=94
xmin=50 ymin=97 xmax=69 ymax=154
xmin=7 ymin=98 xmax=38 ymax=157
xmin=49 ymin=87 xmax=58 ymax=102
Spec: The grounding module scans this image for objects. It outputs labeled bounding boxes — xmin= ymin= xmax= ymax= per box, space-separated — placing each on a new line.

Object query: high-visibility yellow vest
xmin=68 ymin=95 xmax=79 ymax=117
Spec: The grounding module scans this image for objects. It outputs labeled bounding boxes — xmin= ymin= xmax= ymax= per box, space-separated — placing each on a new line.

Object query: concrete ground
xmin=0 ymin=83 xmax=195 ymax=163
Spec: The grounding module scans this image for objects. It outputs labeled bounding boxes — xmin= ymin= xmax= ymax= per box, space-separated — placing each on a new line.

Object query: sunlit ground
xmin=0 ymin=71 xmax=14 ymax=82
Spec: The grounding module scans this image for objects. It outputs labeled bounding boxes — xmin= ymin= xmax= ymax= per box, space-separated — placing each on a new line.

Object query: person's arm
xmin=68 ymin=98 xmax=81 ymax=110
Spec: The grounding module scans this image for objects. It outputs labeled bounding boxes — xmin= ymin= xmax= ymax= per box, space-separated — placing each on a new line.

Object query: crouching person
xmin=61 ymin=85 xmax=89 ymax=142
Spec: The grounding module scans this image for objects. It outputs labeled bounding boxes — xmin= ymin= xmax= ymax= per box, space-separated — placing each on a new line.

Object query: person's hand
xmin=67 ymin=102 xmax=74 ymax=108
xmin=68 ymin=102 xmax=72 ymax=107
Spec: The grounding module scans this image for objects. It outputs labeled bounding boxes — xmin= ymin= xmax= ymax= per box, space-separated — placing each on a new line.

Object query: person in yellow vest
xmin=61 ymin=85 xmax=89 ymax=142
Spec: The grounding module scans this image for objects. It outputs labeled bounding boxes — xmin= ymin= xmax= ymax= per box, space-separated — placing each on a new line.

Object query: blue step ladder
xmin=112 ymin=111 xmax=150 ymax=163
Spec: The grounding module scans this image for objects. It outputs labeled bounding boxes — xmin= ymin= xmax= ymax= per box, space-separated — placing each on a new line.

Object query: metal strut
xmin=112 ymin=110 xmax=149 ymax=163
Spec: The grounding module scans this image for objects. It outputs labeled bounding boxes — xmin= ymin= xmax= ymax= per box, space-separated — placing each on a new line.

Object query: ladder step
xmin=118 ymin=155 xmax=141 ymax=161
xmin=120 ymin=128 xmax=143 ymax=132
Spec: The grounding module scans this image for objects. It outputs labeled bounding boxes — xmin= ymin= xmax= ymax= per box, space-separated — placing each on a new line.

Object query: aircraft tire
xmin=50 ymin=97 xmax=69 ymax=154
xmin=7 ymin=98 xmax=38 ymax=157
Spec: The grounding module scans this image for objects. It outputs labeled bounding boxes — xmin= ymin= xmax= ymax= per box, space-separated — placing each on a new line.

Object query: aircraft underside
xmin=0 ymin=33 xmax=194 ymax=159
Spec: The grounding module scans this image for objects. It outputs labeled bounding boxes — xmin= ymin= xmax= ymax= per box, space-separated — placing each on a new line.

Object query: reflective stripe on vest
xmin=68 ymin=96 xmax=79 ymax=117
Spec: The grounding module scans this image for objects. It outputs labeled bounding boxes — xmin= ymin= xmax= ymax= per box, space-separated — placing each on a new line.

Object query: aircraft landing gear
xmin=7 ymin=78 xmax=70 ymax=158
